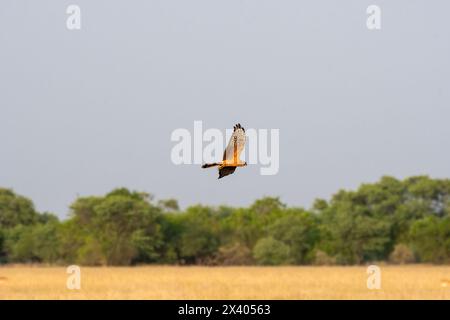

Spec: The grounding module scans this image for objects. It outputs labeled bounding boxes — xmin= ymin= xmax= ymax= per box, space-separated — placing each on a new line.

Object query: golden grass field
xmin=0 ymin=265 xmax=449 ymax=300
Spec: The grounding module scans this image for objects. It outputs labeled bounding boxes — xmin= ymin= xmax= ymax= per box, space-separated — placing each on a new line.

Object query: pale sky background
xmin=1 ymin=1 xmax=449 ymax=219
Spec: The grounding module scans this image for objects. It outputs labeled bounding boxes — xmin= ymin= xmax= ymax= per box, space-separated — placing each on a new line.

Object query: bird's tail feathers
xmin=202 ymin=163 xmax=219 ymax=168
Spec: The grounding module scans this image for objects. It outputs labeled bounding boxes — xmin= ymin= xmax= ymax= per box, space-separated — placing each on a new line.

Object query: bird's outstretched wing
xmin=218 ymin=166 xmax=236 ymax=179
xmin=223 ymin=123 xmax=246 ymax=163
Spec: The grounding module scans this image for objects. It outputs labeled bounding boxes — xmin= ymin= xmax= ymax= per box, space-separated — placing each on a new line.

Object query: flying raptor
xmin=202 ymin=123 xmax=247 ymax=179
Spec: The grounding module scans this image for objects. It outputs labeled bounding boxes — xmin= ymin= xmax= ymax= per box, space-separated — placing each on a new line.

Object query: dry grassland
xmin=0 ymin=265 xmax=449 ymax=300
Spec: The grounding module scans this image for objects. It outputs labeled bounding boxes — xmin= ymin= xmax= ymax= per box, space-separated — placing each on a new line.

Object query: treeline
xmin=1 ymin=175 xmax=449 ymax=266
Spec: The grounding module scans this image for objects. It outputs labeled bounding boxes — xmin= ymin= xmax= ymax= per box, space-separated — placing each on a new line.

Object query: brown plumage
xmin=202 ymin=123 xmax=247 ymax=179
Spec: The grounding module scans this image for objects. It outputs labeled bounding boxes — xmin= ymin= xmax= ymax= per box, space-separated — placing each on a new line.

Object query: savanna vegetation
xmin=1 ymin=176 xmax=449 ymax=266
xmin=2 ymin=266 xmax=450 ymax=299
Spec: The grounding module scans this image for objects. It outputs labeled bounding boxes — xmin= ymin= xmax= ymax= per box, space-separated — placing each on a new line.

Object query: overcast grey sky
xmin=1 ymin=1 xmax=449 ymax=218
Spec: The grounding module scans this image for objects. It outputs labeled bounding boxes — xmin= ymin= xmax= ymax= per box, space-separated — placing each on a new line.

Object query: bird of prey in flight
xmin=202 ymin=123 xmax=247 ymax=179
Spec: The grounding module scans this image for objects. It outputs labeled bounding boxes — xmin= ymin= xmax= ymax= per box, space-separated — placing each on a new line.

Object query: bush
xmin=215 ymin=243 xmax=254 ymax=265
xmin=253 ymin=237 xmax=290 ymax=265
xmin=4 ymin=223 xmax=60 ymax=263
xmin=76 ymin=237 xmax=105 ymax=266
xmin=409 ymin=217 xmax=450 ymax=263
xmin=268 ymin=211 xmax=319 ymax=264
xmin=313 ymin=250 xmax=336 ymax=265
xmin=0 ymin=228 xmax=5 ymax=264
xmin=389 ymin=244 xmax=415 ymax=264
xmin=0 ymin=188 xmax=38 ymax=228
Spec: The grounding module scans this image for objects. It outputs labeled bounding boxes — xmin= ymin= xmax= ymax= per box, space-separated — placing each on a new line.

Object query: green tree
xmin=253 ymin=237 xmax=290 ymax=265
xmin=221 ymin=208 xmax=263 ymax=249
xmin=221 ymin=198 xmax=287 ymax=250
xmin=316 ymin=176 xmax=450 ymax=264
xmin=57 ymin=219 xmax=89 ymax=264
xmin=0 ymin=188 xmax=38 ymax=228
xmin=178 ymin=206 xmax=220 ymax=264
xmin=159 ymin=213 xmax=184 ymax=263
xmin=158 ymin=199 xmax=180 ymax=212
xmin=70 ymin=188 xmax=162 ymax=265
xmin=394 ymin=176 xmax=450 ymax=242
xmin=317 ymin=180 xmax=394 ymax=264
xmin=4 ymin=220 xmax=60 ymax=263
xmin=409 ymin=216 xmax=450 ymax=263
xmin=0 ymin=228 xmax=6 ymax=263
xmin=268 ymin=209 xmax=319 ymax=264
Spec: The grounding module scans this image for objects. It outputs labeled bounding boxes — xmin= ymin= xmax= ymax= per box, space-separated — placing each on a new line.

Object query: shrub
xmin=215 ymin=243 xmax=254 ymax=265
xmin=409 ymin=217 xmax=450 ymax=263
xmin=253 ymin=237 xmax=290 ymax=265
xmin=389 ymin=244 xmax=415 ymax=264
xmin=313 ymin=250 xmax=336 ymax=265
